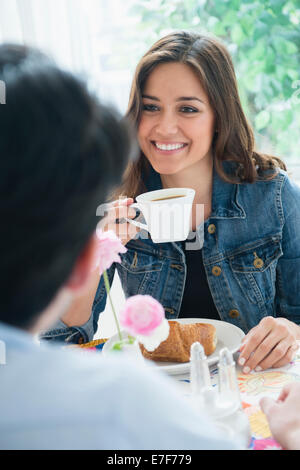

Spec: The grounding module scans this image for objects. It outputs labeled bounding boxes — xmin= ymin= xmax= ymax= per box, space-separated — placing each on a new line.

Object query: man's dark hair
xmin=0 ymin=44 xmax=131 ymax=329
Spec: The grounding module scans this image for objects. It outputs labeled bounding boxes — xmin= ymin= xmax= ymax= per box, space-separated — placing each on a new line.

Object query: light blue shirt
xmin=0 ymin=322 xmax=239 ymax=450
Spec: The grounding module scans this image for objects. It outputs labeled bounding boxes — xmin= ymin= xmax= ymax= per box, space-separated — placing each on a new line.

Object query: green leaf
xmin=222 ymin=10 xmax=238 ymax=27
xmin=248 ymin=40 xmax=268 ymax=61
xmin=239 ymin=15 xmax=255 ymax=36
xmin=212 ymin=21 xmax=227 ymax=36
xmin=282 ymin=75 xmax=293 ymax=99
xmin=269 ymin=0 xmax=284 ymax=15
xmin=127 ymin=335 xmax=136 ymax=344
xmin=275 ymin=37 xmax=298 ymax=55
xmin=230 ymin=23 xmax=245 ymax=44
xmin=253 ymin=21 xmax=269 ymax=41
xmin=259 ymin=10 xmax=276 ymax=27
xmin=255 ymin=110 xmax=271 ymax=130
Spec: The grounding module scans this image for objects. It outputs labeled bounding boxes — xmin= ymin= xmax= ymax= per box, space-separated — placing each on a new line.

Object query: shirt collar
xmin=0 ymin=321 xmax=38 ymax=353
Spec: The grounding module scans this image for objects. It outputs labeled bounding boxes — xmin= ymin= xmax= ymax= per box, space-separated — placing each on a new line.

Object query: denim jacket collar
xmin=211 ymin=166 xmax=246 ymax=219
xmin=142 ymin=161 xmax=246 ymax=220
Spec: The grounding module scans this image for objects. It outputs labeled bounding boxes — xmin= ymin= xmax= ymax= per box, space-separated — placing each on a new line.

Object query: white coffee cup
xmin=125 ymin=188 xmax=195 ymax=243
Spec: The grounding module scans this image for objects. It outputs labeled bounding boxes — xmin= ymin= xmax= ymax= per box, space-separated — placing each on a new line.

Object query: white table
xmin=169 ymin=349 xmax=300 ymax=450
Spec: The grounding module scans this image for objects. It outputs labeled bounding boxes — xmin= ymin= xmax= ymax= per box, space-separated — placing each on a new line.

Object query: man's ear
xmin=65 ymin=234 xmax=98 ymax=293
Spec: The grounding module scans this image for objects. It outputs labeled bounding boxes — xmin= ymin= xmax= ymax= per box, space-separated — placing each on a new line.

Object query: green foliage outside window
xmin=127 ymin=0 xmax=300 ymax=162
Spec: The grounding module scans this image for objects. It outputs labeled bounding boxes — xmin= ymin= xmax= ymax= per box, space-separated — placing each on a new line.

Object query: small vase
xmin=105 ymin=336 xmax=145 ymax=363
xmin=120 ymin=339 xmax=144 ymax=362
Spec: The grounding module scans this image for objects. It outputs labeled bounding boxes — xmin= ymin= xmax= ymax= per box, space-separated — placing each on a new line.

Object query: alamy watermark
xmin=0 ymin=80 xmax=6 ymax=104
xmin=96 ymin=199 xmax=205 ymax=250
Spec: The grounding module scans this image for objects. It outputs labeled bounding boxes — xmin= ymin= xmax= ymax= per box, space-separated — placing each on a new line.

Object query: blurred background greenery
xmin=1 ymin=1 xmax=299 ymax=168
xmin=116 ymin=0 xmax=300 ymax=167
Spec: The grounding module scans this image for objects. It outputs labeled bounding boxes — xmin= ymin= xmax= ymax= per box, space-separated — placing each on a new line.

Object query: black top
xmin=179 ymin=243 xmax=220 ymax=320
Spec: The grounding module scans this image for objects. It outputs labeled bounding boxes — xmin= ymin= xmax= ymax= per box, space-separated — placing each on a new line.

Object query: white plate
xmin=103 ymin=318 xmax=245 ymax=376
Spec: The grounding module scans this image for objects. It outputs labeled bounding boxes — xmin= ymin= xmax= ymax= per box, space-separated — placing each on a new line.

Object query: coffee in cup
xmin=151 ymin=195 xmax=185 ymax=202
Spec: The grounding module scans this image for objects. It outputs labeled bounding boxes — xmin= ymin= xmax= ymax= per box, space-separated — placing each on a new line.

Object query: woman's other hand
xmin=238 ymin=316 xmax=299 ymax=373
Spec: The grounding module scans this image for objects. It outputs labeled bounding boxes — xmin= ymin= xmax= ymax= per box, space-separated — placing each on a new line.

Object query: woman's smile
xmin=151 ymin=140 xmax=188 ymax=154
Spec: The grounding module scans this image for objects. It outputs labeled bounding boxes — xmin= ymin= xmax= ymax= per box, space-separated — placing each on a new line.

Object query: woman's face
xmin=138 ymin=62 xmax=215 ymax=176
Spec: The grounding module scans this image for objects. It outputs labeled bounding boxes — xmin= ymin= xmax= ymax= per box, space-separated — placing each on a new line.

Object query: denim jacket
xmin=41 ymin=163 xmax=300 ymax=344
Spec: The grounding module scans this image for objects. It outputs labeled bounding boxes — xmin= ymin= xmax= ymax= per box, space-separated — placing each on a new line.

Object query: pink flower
xmin=253 ymin=438 xmax=282 ymax=450
xmin=92 ymin=232 xmax=170 ymax=351
xmin=92 ymin=229 xmax=127 ymax=275
xmin=119 ymin=295 xmax=165 ymax=336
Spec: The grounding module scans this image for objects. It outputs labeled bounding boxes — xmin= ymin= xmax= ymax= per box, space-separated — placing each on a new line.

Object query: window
xmin=1 ymin=0 xmax=299 ymax=173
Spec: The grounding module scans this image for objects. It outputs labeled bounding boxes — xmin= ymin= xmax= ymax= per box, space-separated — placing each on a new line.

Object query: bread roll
xmin=139 ymin=320 xmax=217 ymax=363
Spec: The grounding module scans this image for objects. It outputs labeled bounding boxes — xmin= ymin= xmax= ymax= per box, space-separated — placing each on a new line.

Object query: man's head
xmin=0 ymin=44 xmax=131 ymax=330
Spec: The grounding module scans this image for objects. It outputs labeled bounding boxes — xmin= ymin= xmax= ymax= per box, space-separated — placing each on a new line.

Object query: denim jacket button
xmin=208 ymin=224 xmax=216 ymax=234
xmin=253 ymin=258 xmax=264 ymax=269
xmin=165 ymin=307 xmax=175 ymax=315
xmin=212 ymin=266 xmax=222 ymax=276
xmin=229 ymin=309 xmax=240 ymax=319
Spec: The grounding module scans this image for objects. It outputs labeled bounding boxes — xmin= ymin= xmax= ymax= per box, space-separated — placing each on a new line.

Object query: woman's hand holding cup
xmin=98 ymin=198 xmax=140 ymax=246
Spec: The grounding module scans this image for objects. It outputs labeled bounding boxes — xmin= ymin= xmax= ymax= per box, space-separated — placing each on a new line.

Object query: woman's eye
xmin=180 ymin=106 xmax=198 ymax=113
xmin=142 ymin=104 xmax=159 ymax=112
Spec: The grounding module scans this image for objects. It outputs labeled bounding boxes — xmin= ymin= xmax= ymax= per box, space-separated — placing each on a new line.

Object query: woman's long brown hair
xmin=111 ymin=31 xmax=286 ymax=200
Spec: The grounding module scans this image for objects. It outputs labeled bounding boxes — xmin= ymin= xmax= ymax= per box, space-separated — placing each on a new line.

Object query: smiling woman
xmin=45 ymin=31 xmax=300 ymax=379
xmin=138 ymin=62 xmax=215 ymax=182
xmin=114 ymin=31 xmax=286 ymax=203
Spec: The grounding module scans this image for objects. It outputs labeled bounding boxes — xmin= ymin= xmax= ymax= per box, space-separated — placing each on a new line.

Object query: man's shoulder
xmin=0 ymin=339 xmax=160 ymax=424
xmin=0 ymin=334 xmax=237 ymax=450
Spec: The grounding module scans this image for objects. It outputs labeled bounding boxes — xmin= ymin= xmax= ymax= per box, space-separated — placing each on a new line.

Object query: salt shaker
xmin=216 ymin=348 xmax=251 ymax=448
xmin=189 ymin=342 xmax=215 ymax=415
xmin=190 ymin=342 xmax=211 ymax=397
xmin=189 ymin=343 xmax=251 ymax=449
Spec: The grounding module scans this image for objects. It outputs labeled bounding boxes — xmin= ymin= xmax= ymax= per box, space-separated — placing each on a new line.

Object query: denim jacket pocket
xmin=118 ymin=248 xmax=164 ymax=297
xmin=229 ymin=237 xmax=282 ymax=305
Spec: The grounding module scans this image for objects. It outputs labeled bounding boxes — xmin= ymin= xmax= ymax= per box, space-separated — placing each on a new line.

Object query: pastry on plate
xmin=139 ymin=320 xmax=217 ymax=363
